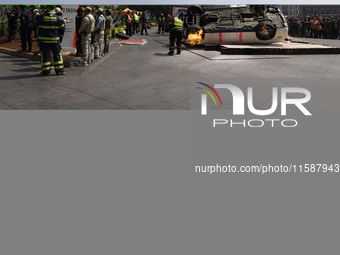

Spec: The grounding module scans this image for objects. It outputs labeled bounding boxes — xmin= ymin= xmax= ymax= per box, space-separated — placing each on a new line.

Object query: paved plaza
xmin=1 ymin=27 xmax=340 ymax=110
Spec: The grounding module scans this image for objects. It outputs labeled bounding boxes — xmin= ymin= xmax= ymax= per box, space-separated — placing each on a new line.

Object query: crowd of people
xmin=5 ymin=5 xmax=122 ymax=75
xmin=4 ymin=5 xmax=183 ymax=75
xmin=286 ymin=15 xmax=340 ymax=39
xmin=76 ymin=7 xmax=156 ymax=67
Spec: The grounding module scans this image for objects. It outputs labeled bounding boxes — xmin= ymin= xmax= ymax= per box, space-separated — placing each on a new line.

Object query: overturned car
xmin=179 ymin=5 xmax=288 ymax=45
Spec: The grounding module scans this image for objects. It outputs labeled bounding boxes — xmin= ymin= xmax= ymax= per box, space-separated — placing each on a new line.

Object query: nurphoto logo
xmin=196 ymin=82 xmax=312 ymax=127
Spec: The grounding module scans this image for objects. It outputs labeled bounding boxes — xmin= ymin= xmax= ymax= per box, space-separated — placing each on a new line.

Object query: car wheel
xmin=185 ymin=25 xmax=204 ymax=45
xmin=187 ymin=5 xmax=203 ymax=15
xmin=185 ymin=25 xmax=204 ymax=39
xmin=255 ymin=21 xmax=276 ymax=40
xmin=116 ymin=32 xmax=129 ymax=40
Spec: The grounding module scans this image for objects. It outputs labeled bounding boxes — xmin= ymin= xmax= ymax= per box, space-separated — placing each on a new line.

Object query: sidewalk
xmin=0 ymin=37 xmax=120 ymax=68
xmin=1 ymin=28 xmax=340 ymax=110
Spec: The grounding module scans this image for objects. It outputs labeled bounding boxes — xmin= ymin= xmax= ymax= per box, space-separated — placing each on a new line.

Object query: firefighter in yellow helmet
xmin=34 ymin=5 xmax=66 ymax=75
xmin=168 ymin=16 xmax=183 ymax=56
xmin=158 ymin=13 xmax=165 ymax=34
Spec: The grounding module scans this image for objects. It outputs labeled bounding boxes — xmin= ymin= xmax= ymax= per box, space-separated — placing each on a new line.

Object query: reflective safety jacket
xmin=126 ymin=14 xmax=132 ymax=24
xmin=31 ymin=8 xmax=39 ymax=24
xmin=32 ymin=8 xmax=39 ymax=15
xmin=132 ymin=13 xmax=139 ymax=22
xmin=159 ymin=16 xmax=165 ymax=24
xmin=35 ymin=12 xmax=65 ymax=43
xmin=169 ymin=17 xmax=183 ymax=32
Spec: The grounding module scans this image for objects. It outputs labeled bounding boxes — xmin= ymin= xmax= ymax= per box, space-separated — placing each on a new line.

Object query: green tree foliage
xmin=0 ymin=16 xmax=8 ymax=36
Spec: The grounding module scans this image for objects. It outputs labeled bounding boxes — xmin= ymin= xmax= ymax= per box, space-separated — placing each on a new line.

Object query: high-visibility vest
xmin=170 ymin=17 xmax=183 ymax=31
xmin=312 ymin=21 xmax=318 ymax=29
xmin=126 ymin=14 xmax=132 ymax=23
xmin=133 ymin=14 xmax=139 ymax=22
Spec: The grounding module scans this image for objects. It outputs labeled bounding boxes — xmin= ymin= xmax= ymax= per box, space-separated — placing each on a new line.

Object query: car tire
xmin=255 ymin=21 xmax=276 ymax=40
xmin=116 ymin=32 xmax=129 ymax=40
xmin=185 ymin=24 xmax=204 ymax=39
xmin=184 ymin=25 xmax=205 ymax=46
xmin=187 ymin=5 xmax=203 ymax=15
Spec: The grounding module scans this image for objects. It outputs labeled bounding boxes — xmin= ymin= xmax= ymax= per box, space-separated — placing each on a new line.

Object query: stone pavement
xmin=1 ymin=28 xmax=340 ymax=110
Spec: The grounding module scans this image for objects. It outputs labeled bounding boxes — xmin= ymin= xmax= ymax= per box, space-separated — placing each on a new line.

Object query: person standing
xmin=311 ymin=18 xmax=319 ymax=38
xmin=56 ymin=7 xmax=69 ymax=25
xmin=331 ymin=17 xmax=337 ymax=39
xmin=297 ymin=19 xmax=302 ymax=37
xmin=132 ymin=11 xmax=139 ymax=35
xmin=325 ymin=18 xmax=331 ymax=39
xmin=75 ymin=7 xmax=84 ymax=57
xmin=319 ymin=18 xmax=325 ymax=39
xmin=302 ymin=18 xmax=308 ymax=37
xmin=168 ymin=16 xmax=183 ymax=56
xmin=30 ymin=5 xmax=39 ymax=38
xmin=125 ymin=10 xmax=132 ymax=36
xmin=34 ymin=5 xmax=66 ymax=76
xmin=104 ymin=9 xmax=113 ymax=54
xmin=90 ymin=9 xmax=97 ymax=45
xmin=138 ymin=12 xmax=142 ymax=33
xmin=158 ymin=13 xmax=165 ymax=34
xmin=77 ymin=7 xmax=95 ymax=67
xmin=7 ymin=6 xmax=19 ymax=42
xmin=93 ymin=8 xmax=106 ymax=58
xmin=140 ymin=12 xmax=148 ymax=35
xmin=19 ymin=5 xmax=33 ymax=52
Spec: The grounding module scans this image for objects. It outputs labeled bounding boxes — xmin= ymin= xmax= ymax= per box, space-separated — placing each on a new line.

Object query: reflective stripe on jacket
xmin=35 ymin=13 xmax=65 ymax=42
xmin=169 ymin=17 xmax=183 ymax=32
xmin=133 ymin=14 xmax=139 ymax=22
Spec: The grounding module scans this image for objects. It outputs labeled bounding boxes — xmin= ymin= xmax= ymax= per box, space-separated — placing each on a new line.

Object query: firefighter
xmin=168 ymin=16 xmax=183 ymax=55
xmin=77 ymin=7 xmax=95 ymax=67
xmin=158 ymin=13 xmax=165 ymax=34
xmin=104 ymin=9 xmax=113 ymax=53
xmin=19 ymin=5 xmax=33 ymax=52
xmin=30 ymin=5 xmax=39 ymax=38
xmin=34 ymin=5 xmax=66 ymax=76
